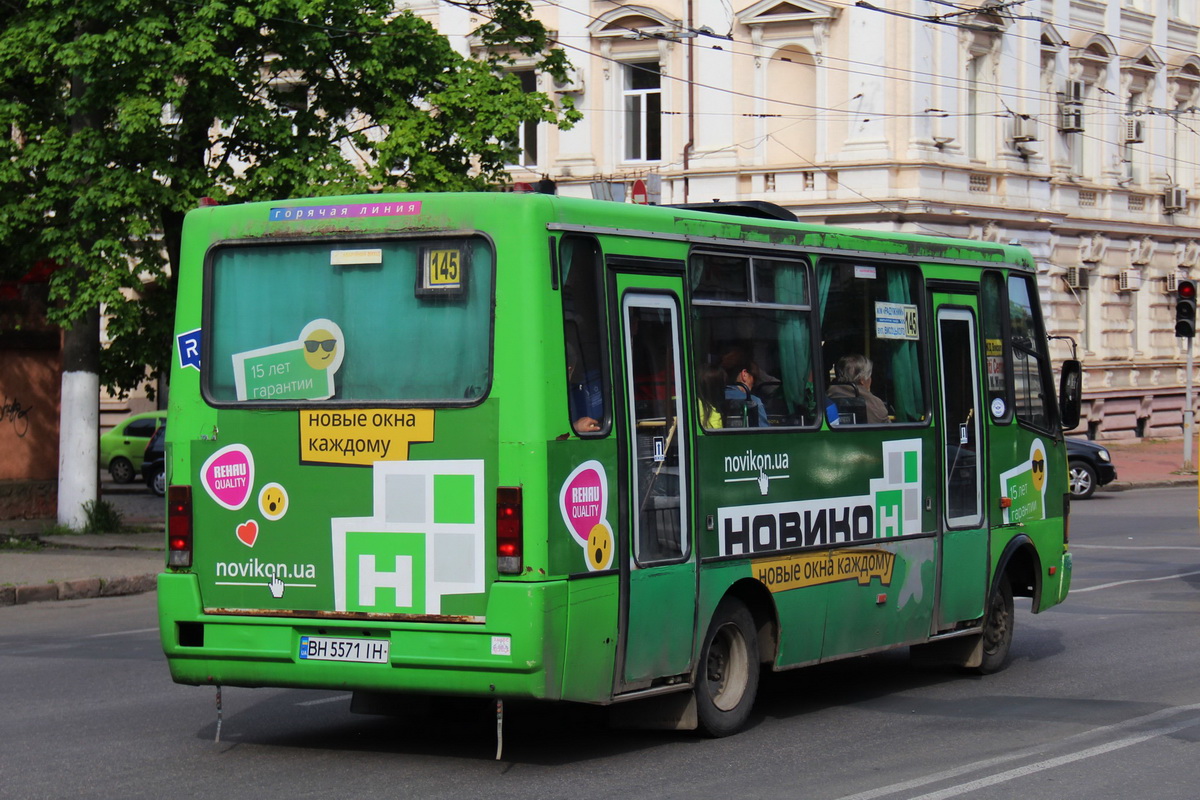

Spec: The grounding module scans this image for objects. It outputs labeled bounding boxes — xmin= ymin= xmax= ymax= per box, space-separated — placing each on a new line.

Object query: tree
xmin=0 ymin=0 xmax=576 ymax=525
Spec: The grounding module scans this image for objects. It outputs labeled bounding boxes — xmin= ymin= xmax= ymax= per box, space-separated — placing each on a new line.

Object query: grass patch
xmin=83 ymin=499 xmax=124 ymax=533
xmin=0 ymin=534 xmax=44 ymax=551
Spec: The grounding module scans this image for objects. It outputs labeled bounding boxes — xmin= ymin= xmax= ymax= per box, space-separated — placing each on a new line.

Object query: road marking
xmin=833 ymin=703 xmax=1200 ymax=800
xmin=89 ymin=627 xmax=159 ymax=638
xmin=907 ymin=715 xmax=1200 ymax=800
xmin=296 ymin=694 xmax=350 ymax=707
xmin=1072 ymin=544 xmax=1200 ymax=551
xmin=1072 ymin=568 xmax=1200 ymax=594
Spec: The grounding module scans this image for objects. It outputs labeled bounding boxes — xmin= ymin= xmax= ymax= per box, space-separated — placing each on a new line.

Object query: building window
xmin=624 ymin=61 xmax=661 ymax=162
xmin=967 ymin=54 xmax=985 ymax=161
xmin=513 ymin=70 xmax=538 ymax=167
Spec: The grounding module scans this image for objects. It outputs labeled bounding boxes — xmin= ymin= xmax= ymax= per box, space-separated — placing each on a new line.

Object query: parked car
xmin=99 ymin=410 xmax=166 ymax=483
xmin=142 ymin=423 xmax=167 ymax=497
xmin=1066 ymin=437 xmax=1117 ymax=499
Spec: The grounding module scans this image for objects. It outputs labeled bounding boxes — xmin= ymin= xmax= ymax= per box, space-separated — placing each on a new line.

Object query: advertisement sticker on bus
xmin=231 ymin=318 xmax=345 ymax=401
xmin=717 ymin=439 xmax=922 ymax=557
xmin=330 ymin=459 xmax=486 ymax=615
xmin=268 ymin=201 xmax=422 ymax=221
xmin=177 ymin=328 xmax=201 ymax=370
xmin=201 ymin=444 xmax=255 ymax=510
xmin=300 ymin=408 xmax=435 ymax=466
xmin=258 ymin=483 xmax=289 ymax=520
xmin=1000 ymin=439 xmax=1049 ymax=524
xmin=559 ymin=460 xmax=615 ymax=571
xmin=754 ymin=547 xmax=897 ymax=593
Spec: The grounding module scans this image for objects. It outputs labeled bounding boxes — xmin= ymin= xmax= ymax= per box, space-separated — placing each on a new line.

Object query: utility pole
xmin=58 ymin=45 xmax=102 ymax=529
xmin=1175 ymin=279 xmax=1196 ymax=471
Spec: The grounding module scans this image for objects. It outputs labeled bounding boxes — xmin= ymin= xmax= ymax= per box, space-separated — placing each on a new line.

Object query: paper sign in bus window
xmin=875 ymin=302 xmax=919 ymax=340
xmin=232 ymin=318 xmax=345 ymax=401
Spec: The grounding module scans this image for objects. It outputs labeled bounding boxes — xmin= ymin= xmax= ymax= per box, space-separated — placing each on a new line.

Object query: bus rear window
xmin=204 ymin=237 xmax=494 ymax=405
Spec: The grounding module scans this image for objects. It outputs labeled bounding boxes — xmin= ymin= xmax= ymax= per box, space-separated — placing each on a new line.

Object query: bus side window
xmin=690 ymin=252 xmax=817 ymax=429
xmin=981 ymin=271 xmax=1011 ymax=423
xmin=817 ymin=260 xmax=926 ymax=425
xmin=1007 ymin=274 xmax=1053 ymax=430
xmin=561 ymin=236 xmax=609 ymax=436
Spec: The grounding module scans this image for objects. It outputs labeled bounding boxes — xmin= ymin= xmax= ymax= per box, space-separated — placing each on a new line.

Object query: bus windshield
xmin=204 ymin=237 xmax=494 ymax=405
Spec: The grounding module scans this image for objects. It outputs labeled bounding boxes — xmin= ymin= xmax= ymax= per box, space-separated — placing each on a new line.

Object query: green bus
xmin=158 ymin=192 xmax=1081 ymax=737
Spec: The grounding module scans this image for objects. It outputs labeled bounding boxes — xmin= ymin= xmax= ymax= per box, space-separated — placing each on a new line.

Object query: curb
xmin=1103 ymin=476 xmax=1195 ymax=492
xmin=0 ymin=572 xmax=158 ymax=607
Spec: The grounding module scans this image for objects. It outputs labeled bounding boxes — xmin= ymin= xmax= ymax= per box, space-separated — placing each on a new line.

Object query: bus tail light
xmin=167 ymin=485 xmax=193 ymax=568
xmin=496 ymin=487 xmax=523 ymax=574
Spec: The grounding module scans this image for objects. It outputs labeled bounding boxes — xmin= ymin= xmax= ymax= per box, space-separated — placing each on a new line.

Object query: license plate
xmin=299 ymin=636 xmax=389 ymax=663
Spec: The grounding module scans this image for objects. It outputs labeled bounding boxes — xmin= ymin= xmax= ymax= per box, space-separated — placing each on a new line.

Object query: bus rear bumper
xmin=156 ymin=572 xmax=564 ymax=700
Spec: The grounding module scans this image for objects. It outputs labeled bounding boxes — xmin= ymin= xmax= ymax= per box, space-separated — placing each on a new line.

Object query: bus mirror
xmin=1059 ymin=359 xmax=1082 ymax=430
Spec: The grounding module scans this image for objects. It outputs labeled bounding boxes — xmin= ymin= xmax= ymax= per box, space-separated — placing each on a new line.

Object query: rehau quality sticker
xmin=201 ymin=444 xmax=255 ymax=510
xmin=558 ymin=460 xmax=615 ymax=571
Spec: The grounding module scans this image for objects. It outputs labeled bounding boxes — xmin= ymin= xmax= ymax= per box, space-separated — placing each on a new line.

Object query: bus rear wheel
xmin=695 ymin=598 xmax=759 ymax=737
xmin=975 ymin=579 xmax=1014 ymax=674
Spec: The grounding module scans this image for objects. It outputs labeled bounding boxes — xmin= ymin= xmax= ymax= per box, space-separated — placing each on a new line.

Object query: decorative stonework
xmin=1130 ymin=235 xmax=1156 ymax=265
xmin=1080 ymin=232 xmax=1109 ymax=264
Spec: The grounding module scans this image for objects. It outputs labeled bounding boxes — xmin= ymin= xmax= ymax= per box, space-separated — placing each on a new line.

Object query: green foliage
xmin=0 ymin=0 xmax=577 ymax=398
xmin=82 ymin=499 xmax=124 ymax=533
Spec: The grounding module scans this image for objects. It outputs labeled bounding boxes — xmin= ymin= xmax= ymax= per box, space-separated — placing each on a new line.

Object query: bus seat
xmin=832 ymin=395 xmax=867 ymax=425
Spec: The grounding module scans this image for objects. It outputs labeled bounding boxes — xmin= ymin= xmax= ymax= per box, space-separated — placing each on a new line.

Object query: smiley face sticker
xmin=559 ymin=460 xmax=614 ymax=571
xmin=585 ymin=524 xmax=613 ymax=571
xmin=1030 ymin=445 xmax=1047 ymax=493
xmin=299 ymin=321 xmax=343 ymax=373
xmin=258 ymin=482 xmax=289 ymax=521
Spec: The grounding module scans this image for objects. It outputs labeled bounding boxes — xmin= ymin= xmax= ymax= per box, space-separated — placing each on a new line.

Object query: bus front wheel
xmin=695 ymin=598 xmax=759 ymax=737
xmin=975 ymin=579 xmax=1014 ymax=674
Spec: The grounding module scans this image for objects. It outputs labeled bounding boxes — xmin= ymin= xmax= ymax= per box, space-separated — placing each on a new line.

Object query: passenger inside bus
xmin=697 ymin=364 xmax=725 ymax=429
xmin=826 ymin=354 xmax=889 ymax=424
xmin=723 ymin=358 xmax=769 ymax=427
xmin=565 ymin=340 xmax=603 ymax=434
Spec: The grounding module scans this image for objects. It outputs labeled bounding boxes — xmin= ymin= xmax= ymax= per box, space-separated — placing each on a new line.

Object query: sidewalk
xmin=1098 ymin=437 xmax=1197 ymax=491
xmin=1 ymin=480 xmax=164 ymax=607
xmin=2 ymin=438 xmax=1196 ymax=607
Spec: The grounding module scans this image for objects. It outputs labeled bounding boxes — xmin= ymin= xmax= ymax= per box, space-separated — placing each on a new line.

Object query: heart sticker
xmin=201 ymin=444 xmax=255 ymax=510
xmin=559 ymin=460 xmax=607 ymax=545
xmin=236 ymin=520 xmax=259 ymax=548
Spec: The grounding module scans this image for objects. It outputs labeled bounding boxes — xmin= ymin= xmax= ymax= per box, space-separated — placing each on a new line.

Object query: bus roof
xmin=188 ymin=192 xmax=1036 ymax=272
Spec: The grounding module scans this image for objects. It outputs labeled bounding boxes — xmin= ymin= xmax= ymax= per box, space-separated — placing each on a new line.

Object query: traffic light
xmin=1176 ymin=279 xmax=1197 ymax=338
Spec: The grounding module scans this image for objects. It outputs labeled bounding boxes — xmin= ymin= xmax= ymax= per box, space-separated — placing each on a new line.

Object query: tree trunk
xmin=57 ymin=305 xmax=100 ymax=529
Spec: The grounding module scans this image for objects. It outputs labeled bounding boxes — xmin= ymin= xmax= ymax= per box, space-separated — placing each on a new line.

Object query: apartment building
xmin=429 ymin=0 xmax=1200 ymax=439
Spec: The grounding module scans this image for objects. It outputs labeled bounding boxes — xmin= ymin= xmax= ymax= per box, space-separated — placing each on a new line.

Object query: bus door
xmin=615 ymin=288 xmax=697 ymax=690
xmin=931 ymin=300 xmax=988 ymax=629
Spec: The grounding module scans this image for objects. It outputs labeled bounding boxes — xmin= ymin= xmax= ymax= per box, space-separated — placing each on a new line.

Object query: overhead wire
xmin=528 ymin=0 xmax=1200 ymax=177
xmin=539 ymin=0 xmax=1199 ymax=129
xmin=127 ymin=0 xmax=1200 ymax=177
